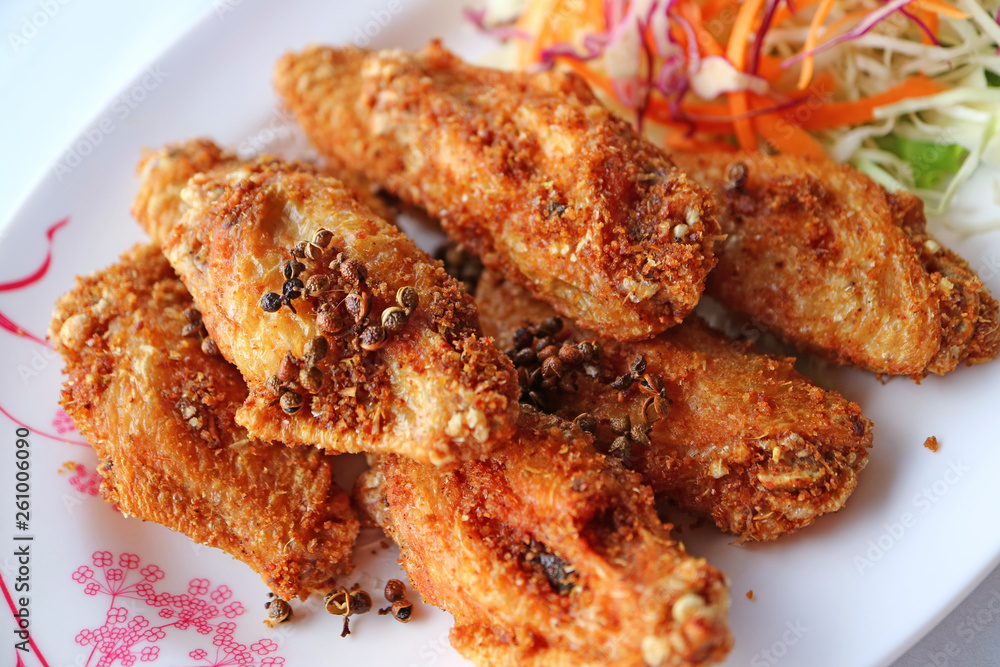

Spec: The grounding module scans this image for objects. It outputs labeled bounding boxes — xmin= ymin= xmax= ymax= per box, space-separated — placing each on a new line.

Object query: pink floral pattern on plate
xmin=72 ymin=551 xmax=284 ymax=667
xmin=60 ymin=461 xmax=101 ymax=496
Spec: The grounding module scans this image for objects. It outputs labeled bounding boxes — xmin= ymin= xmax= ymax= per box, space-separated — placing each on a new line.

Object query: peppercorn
xmin=512 ymin=327 xmax=533 ymax=350
xmin=282 ymin=278 xmax=304 ymax=299
xmin=631 ymin=354 xmax=647 ymax=376
xmin=264 ymin=598 xmax=292 ymax=625
xmin=610 ymin=373 xmax=633 ymax=391
xmin=349 ymin=590 xmax=373 ymax=615
xmin=181 ymin=322 xmax=202 ymax=338
xmin=513 ymin=348 xmax=537 ymax=367
xmin=359 ymin=325 xmax=387 ymax=351
xmin=610 ymin=414 xmax=631 ymax=436
xmin=313 ymin=228 xmax=334 ymax=248
xmin=534 ymin=336 xmax=554 ymax=353
xmin=384 ymin=579 xmax=406 ymax=603
xmin=390 ymin=600 xmax=412 ymax=623
xmin=299 ymin=365 xmax=323 ymax=393
xmin=277 ymin=353 xmax=300 ymax=382
xmin=630 ymin=424 xmax=651 ymax=448
xmin=316 ymin=308 xmax=346 ymax=334
xmin=339 ymin=258 xmax=367 ymax=283
xmin=279 ymin=391 xmax=303 ymax=415
xmin=727 ymin=161 xmax=749 ymax=190
xmin=303 ymin=336 xmax=329 ymax=366
xmin=260 ymin=292 xmax=282 ymax=312
xmin=558 ymin=344 xmax=584 ymax=366
xmin=539 ymin=550 xmax=576 ymax=595
xmin=574 ymin=413 xmax=597 ymax=433
xmin=183 ymin=307 xmax=202 ymax=326
xmin=303 ymin=242 xmax=323 ymax=261
xmin=201 ymin=337 xmax=219 ymax=356
xmin=541 ymin=356 xmax=563 ymax=380
xmin=381 ymin=306 xmax=409 ymax=333
xmin=265 ymin=375 xmax=283 ymax=397
xmin=283 ymin=259 xmax=305 ymax=280
xmin=396 ymin=286 xmax=419 ymax=313
xmin=345 ymin=290 xmax=371 ymax=322
xmin=325 ymin=586 xmax=350 ymax=616
xmin=609 ymin=436 xmax=632 ymax=464
xmin=305 ymin=274 xmax=331 ymax=297
xmin=538 ymin=316 xmax=563 ymax=336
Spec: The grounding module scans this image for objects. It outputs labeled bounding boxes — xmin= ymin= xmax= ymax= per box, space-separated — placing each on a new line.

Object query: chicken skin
xmin=132 ymin=139 xmax=519 ymax=468
xmin=673 ymin=152 xmax=1000 ymax=377
xmin=274 ymin=41 xmax=721 ymax=341
xmin=475 ymin=269 xmax=872 ymax=541
xmin=50 ymin=244 xmax=359 ymax=600
xmin=356 ymin=409 xmax=732 ymax=667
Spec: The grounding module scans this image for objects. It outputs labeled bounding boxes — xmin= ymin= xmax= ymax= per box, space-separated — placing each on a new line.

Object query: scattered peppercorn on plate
xmin=3 ymin=1 xmax=1000 ymax=666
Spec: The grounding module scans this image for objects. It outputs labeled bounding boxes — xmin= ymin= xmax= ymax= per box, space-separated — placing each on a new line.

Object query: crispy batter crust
xmin=132 ymin=139 xmax=519 ymax=468
xmin=356 ymin=409 xmax=732 ymax=667
xmin=274 ymin=41 xmax=721 ymax=341
xmin=50 ymin=244 xmax=358 ymax=600
xmin=475 ymin=269 xmax=872 ymax=541
xmin=673 ymin=152 xmax=1000 ymax=377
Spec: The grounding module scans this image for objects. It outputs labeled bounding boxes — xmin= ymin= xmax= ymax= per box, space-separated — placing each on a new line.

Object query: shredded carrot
xmin=561 ymin=57 xmax=618 ymax=99
xmin=702 ymin=0 xmax=742 ymax=23
xmin=645 ymin=97 xmax=736 ymax=134
xmin=514 ymin=0 xmax=965 ymax=164
xmin=757 ymin=54 xmax=788 ymax=82
xmin=798 ymin=0 xmax=838 ymax=90
xmin=726 ymin=0 xmax=765 ymax=68
xmin=521 ymin=0 xmax=604 ymax=65
xmin=912 ymin=0 xmax=968 ymax=20
xmin=754 ymin=112 xmax=829 ymax=159
xmin=916 ymin=8 xmax=939 ymax=45
xmin=664 ymin=132 xmax=739 ymax=153
xmin=784 ymin=75 xmax=947 ymax=129
xmin=675 ymin=3 xmax=725 ymax=57
xmin=726 ymin=0 xmax=767 ymax=150
xmin=773 ymin=0 xmax=822 ymax=28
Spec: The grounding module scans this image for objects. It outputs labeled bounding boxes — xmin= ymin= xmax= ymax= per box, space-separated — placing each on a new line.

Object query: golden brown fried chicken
xmin=323 ymin=163 xmax=397 ymax=224
xmin=356 ymin=408 xmax=732 ymax=667
xmin=132 ymin=139 xmax=519 ymax=468
xmin=274 ymin=41 xmax=721 ymax=341
xmin=673 ymin=151 xmax=1000 ymax=377
xmin=50 ymin=244 xmax=359 ymax=600
xmin=475 ymin=269 xmax=872 ymax=541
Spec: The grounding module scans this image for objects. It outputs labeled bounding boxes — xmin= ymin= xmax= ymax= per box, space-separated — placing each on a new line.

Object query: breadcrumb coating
xmin=50 ymin=244 xmax=358 ymax=600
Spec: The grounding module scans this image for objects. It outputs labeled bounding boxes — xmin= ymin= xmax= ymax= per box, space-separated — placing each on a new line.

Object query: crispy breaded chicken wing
xmin=475 ymin=269 xmax=872 ymax=541
xmin=673 ymin=152 xmax=1000 ymax=377
xmin=356 ymin=409 xmax=732 ymax=667
xmin=50 ymin=244 xmax=359 ymax=600
xmin=273 ymin=41 xmax=721 ymax=341
xmin=132 ymin=139 xmax=519 ymax=468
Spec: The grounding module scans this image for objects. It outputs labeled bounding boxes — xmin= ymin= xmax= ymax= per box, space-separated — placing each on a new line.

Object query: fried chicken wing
xmin=475 ymin=269 xmax=872 ymax=541
xmin=356 ymin=409 xmax=732 ymax=667
xmin=673 ymin=152 xmax=1000 ymax=377
xmin=273 ymin=41 xmax=721 ymax=341
xmin=132 ymin=139 xmax=519 ymax=468
xmin=50 ymin=244 xmax=359 ymax=600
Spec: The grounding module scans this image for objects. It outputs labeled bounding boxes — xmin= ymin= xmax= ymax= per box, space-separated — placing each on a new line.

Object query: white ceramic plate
xmin=2 ymin=1 xmax=999 ymax=665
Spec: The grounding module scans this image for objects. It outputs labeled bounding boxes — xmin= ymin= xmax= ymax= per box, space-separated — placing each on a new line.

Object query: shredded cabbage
xmin=761 ymin=0 xmax=1000 ymax=222
xmin=474 ymin=0 xmax=1000 ymax=228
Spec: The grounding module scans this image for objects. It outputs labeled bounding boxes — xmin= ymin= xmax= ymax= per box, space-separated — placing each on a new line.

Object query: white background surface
xmin=1 ymin=2 xmax=998 ymax=665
